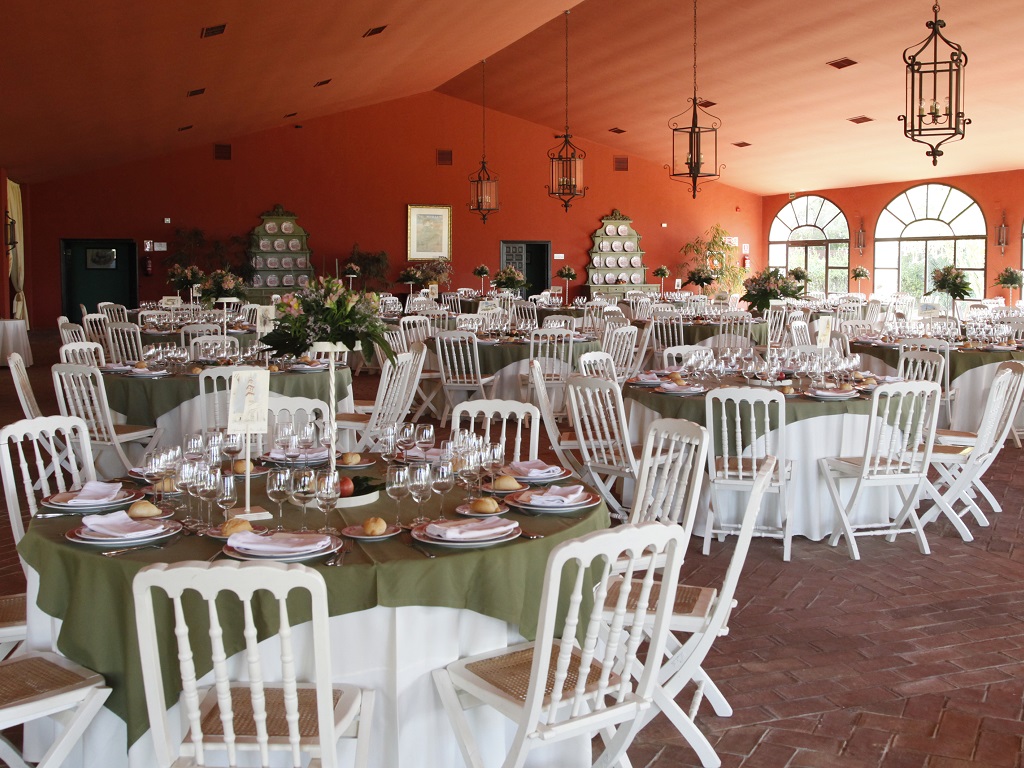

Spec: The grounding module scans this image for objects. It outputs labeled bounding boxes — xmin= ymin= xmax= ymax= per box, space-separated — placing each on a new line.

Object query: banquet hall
xmin=1 ymin=0 xmax=1024 ymax=766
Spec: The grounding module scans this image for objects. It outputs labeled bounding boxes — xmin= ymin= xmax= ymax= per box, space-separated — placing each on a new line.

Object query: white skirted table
xmin=0 ymin=319 xmax=32 ymax=365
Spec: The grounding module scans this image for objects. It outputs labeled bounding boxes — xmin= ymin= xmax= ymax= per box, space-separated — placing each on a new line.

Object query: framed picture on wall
xmin=86 ymin=248 xmax=117 ymax=269
xmin=407 ymin=205 xmax=451 ymax=261
xmin=674 ymin=278 xmax=683 ymax=290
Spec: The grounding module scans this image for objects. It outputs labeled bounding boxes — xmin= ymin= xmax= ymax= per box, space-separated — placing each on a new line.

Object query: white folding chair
xmin=440 ymin=293 xmax=462 ymax=315
xmin=899 ymin=337 xmax=957 ymax=426
xmin=529 ymin=360 xmax=584 ymax=478
xmin=520 ymin=328 xmax=573 ymax=416
xmin=510 ymin=300 xmax=537 ymax=331
xmin=106 ymin=322 xmax=144 ymax=365
xmin=52 ymin=364 xmax=162 ymax=473
xmin=180 ymin=323 xmax=221 ymax=348
xmin=265 ymin=395 xmax=332 ymax=458
xmin=100 ymin=303 xmax=129 ymax=323
xmin=57 ymin=341 xmax=106 ymax=368
xmin=336 ymin=346 xmax=425 ymax=451
xmin=897 ymin=348 xmax=945 ymax=387
xmin=765 ymin=303 xmax=788 ymax=347
xmin=434 ymin=331 xmax=496 ymax=427
xmin=577 ymin=350 xmax=619 ymax=383
xmin=238 ymin=304 xmax=260 ymax=325
xmin=59 ymin=323 xmax=87 ymax=346
xmin=9 ymin=352 xmax=46 ymax=420
xmin=199 ymin=366 xmax=262 ymax=432
xmin=601 ymin=323 xmax=638 ymax=378
xmin=541 ymin=313 xmax=574 ymax=329
xmin=190 ymin=334 xmax=241 ymax=360
xmin=704 ymin=387 xmax=793 ymax=560
xmin=663 ymin=344 xmax=713 ymax=371
xmin=399 ymin=317 xmax=442 ymax=421
xmin=133 ymin=562 xmax=373 ymax=768
xmin=454 ymin=314 xmax=484 ymax=333
xmin=652 ymin=313 xmax=685 ymax=359
xmin=138 ymin=310 xmax=172 ymax=326
xmin=81 ymin=313 xmax=109 ymax=354
xmin=864 ymin=299 xmax=882 ymax=325
xmin=433 ymin=523 xmax=686 ymax=768
xmin=819 ymin=381 xmax=941 ymax=560
xmin=565 ymin=374 xmax=639 ymax=521
xmin=450 ymin=399 xmax=539 ymax=463
xmin=788 ymin=319 xmax=811 ymax=346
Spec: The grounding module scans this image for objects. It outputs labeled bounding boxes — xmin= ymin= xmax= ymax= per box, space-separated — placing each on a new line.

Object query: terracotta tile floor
xmin=2 ymin=330 xmax=1023 ymax=766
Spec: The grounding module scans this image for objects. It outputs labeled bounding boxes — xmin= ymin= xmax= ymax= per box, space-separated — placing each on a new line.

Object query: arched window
xmin=768 ymin=196 xmax=850 ymax=294
xmin=874 ymin=184 xmax=986 ymax=298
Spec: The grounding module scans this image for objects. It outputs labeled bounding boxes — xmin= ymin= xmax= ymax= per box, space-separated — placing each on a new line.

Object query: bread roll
xmin=362 ymin=517 xmax=387 ymax=536
xmin=780 ymin=385 xmax=794 ymax=395
xmin=470 ymin=497 xmax=500 ymax=514
xmin=190 ymin=366 xmax=203 ymax=375
xmin=340 ymin=452 xmax=362 ymax=466
xmin=492 ymin=475 xmax=522 ymax=491
xmin=668 ymin=372 xmax=685 ymax=384
xmin=221 ymin=517 xmax=253 ymax=535
xmin=232 ymin=459 xmax=253 ymax=474
xmin=839 ymin=383 xmax=854 ymax=392
xmin=134 ymin=361 xmax=148 ymax=370
xmin=128 ymin=500 xmax=162 ymax=519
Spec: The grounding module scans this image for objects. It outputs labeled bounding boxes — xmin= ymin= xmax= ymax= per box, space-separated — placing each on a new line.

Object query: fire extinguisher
xmin=143 ymin=253 xmax=153 ymax=276
xmin=742 ymin=255 xmax=750 ymax=270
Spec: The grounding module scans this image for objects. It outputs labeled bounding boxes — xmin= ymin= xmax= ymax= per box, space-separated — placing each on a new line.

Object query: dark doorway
xmin=61 ymin=239 xmax=138 ymax=321
xmin=500 ymin=241 xmax=551 ymax=294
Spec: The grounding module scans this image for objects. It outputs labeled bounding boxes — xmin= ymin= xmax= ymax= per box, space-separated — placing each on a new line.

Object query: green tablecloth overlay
xmin=18 ymin=471 xmax=608 ymax=745
xmin=140 ymin=330 xmax=259 ymax=348
xmin=426 ymin=336 xmax=601 ymax=376
xmin=851 ymin=340 xmax=1024 ymax=380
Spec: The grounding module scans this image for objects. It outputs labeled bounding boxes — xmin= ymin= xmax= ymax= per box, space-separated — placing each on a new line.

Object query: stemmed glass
xmin=297 ymin=422 xmax=317 ymax=464
xmin=457 ymin=446 xmax=481 ymax=502
xmin=176 ymin=460 xmax=197 ymax=524
xmin=408 ymin=463 xmax=432 ymax=528
xmin=274 ymin=422 xmax=295 ymax=460
xmin=215 ymin=476 xmax=237 ymax=527
xmin=266 ymin=468 xmax=292 ymax=531
xmin=414 ymin=424 xmax=435 ymax=460
xmin=197 ymin=465 xmax=222 ymax=532
xmin=314 ymin=470 xmax=340 ymax=535
xmin=222 ymin=433 xmax=243 ymax=474
xmin=396 ymin=422 xmax=416 ymax=460
xmin=284 ymin=435 xmax=302 ymax=464
xmin=386 ymin=465 xmax=410 ymax=529
xmin=290 ymin=468 xmax=317 ymax=532
xmin=142 ymin=451 xmax=163 ymax=508
xmin=431 ymin=460 xmax=455 ymax=522
xmin=187 ymin=461 xmax=209 ymax=531
xmin=486 ymin=442 xmax=504 ymax=485
xmin=183 ymin=432 xmax=205 ymax=462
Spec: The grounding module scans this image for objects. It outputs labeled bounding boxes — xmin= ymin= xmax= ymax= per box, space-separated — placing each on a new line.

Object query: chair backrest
xmin=524 ymin=523 xmax=686 ymax=757
xmin=100 ymin=303 xmax=129 ymax=323
xmin=238 ymin=304 xmax=260 ymax=325
xmin=190 ymin=334 xmax=241 ymax=360
xmin=581 ymin=304 xmax=606 ymax=336
xmin=0 ymin=415 xmax=97 ymax=544
xmin=399 ymin=314 xmax=432 ymax=345
xmin=623 ymin=323 xmax=653 ymax=381
xmin=540 ymin=314 xmax=573 ymax=330
xmin=511 ymin=301 xmax=538 ymax=330
xmin=968 ymin=363 xmax=1024 ymax=468
xmin=435 ymin=331 xmax=486 ymax=386
xmin=440 ymin=293 xmax=461 ymax=314
xmin=834 ymin=301 xmax=862 ymax=323
xmin=133 ymin=561 xmax=342 ymax=768
xmin=864 ymin=299 xmax=882 ymax=324
xmin=52 ymin=364 xmax=122 ymax=445
xmin=106 ymin=322 xmax=144 ymax=364
xmin=455 ymin=313 xmax=485 ymax=332
xmin=789 ymin=319 xmax=811 ymax=346
xmin=9 ymin=352 xmax=44 ymax=419
xmin=628 ymin=418 xmax=709 ymax=541
xmin=450 ymin=399 xmax=540 ymax=463
xmin=896 ymin=349 xmax=945 ymax=386
xmin=59 ymin=341 xmax=107 ymax=368
xmin=600 ymin=315 xmax=629 ymax=348
xmin=652 ymin=315 xmax=684 ymax=352
xmin=265 ymin=396 xmax=331 ymax=455
xmin=577 ymin=351 xmax=618 ymax=382
xmin=830 ymin=330 xmax=851 ymax=358
xmin=840 ymin=320 xmax=876 ymax=337
xmin=138 ymin=310 xmax=172 ymax=327
xmin=529 ymin=360 xmax=579 ymax=472
xmin=379 ymin=296 xmax=403 ymax=315
xmin=662 ymin=344 xmax=713 ymax=370
xmin=81 ymin=313 xmax=109 ymax=349
xmin=199 ymin=366 xmax=263 ymax=431
xmin=181 ymin=323 xmax=221 ymax=347
xmin=766 ymin=305 xmax=788 ymax=346
xmin=899 ymin=337 xmax=952 ymax=392
xmin=630 ymin=298 xmax=654 ymax=322
xmin=705 ymin=386 xmax=786 ymax=483
xmin=712 ymin=314 xmax=754 ymax=349
xmin=602 ymin=323 xmax=638 ymax=373
xmin=565 ymin=375 xmax=637 ymax=476
xmin=528 ymin=329 xmax=574 ymax=382
xmin=356 ymin=346 xmax=425 ymax=448
xmin=859 ymin=381 xmax=941 ymax=479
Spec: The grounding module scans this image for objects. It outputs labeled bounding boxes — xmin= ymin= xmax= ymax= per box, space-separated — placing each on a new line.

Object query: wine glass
xmin=183 ymin=432 xmax=205 ymax=461
xmin=266 ymin=467 xmax=292 ymax=531
xmin=198 ymin=465 xmax=222 ymax=532
xmin=414 ymin=424 xmax=435 ymax=459
xmin=284 ymin=434 xmax=302 ymax=463
xmin=297 ymin=422 xmax=317 ymax=464
xmin=175 ymin=460 xmax=197 ymax=524
xmin=431 ymin=460 xmax=455 ymax=522
xmin=396 ymin=422 xmax=416 ymax=460
xmin=222 ymin=432 xmax=243 ymax=473
xmin=486 ymin=442 xmax=504 ymax=484
xmin=215 ymin=476 xmax=237 ymax=527
xmin=457 ymin=446 xmax=481 ymax=502
xmin=408 ymin=462 xmax=432 ymax=528
xmin=290 ymin=468 xmax=317 ymax=532
xmin=142 ymin=451 xmax=163 ymax=507
xmin=205 ymin=429 xmax=225 ymax=463
xmin=314 ymin=470 xmax=340 ymax=535
xmin=385 ymin=464 xmax=410 ymax=528
xmin=274 ymin=422 xmax=295 ymax=460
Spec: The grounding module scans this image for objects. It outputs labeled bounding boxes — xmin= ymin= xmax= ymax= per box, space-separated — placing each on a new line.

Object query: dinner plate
xmin=654 ymin=385 xmax=706 ymax=396
xmin=455 ymin=501 xmax=509 ymax=517
xmin=224 ymin=534 xmax=343 ymax=562
xmin=341 ymin=524 xmax=401 ymax=541
xmin=258 ymin=452 xmax=334 ymax=466
xmin=42 ymin=488 xmax=144 ymax=511
xmin=289 ymin=364 xmax=327 ymax=373
xmin=806 ymin=389 xmax=860 ymax=400
xmin=503 ymin=490 xmax=600 ymax=514
xmin=202 ymin=523 xmax=270 ymax=540
xmin=229 ymin=465 xmax=270 ymax=479
xmin=141 ymin=485 xmax=182 ymax=497
xmin=336 ymin=458 xmax=377 ymax=470
xmin=626 ymin=377 xmax=663 ymax=387
xmin=66 ymin=519 xmax=183 ymax=546
xmin=504 ymin=466 xmax=573 ymax=483
xmin=411 ymin=523 xmax=520 ymax=548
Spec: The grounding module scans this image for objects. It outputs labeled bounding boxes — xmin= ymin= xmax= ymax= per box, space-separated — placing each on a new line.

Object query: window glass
xmin=769 ymin=196 xmax=850 ymax=293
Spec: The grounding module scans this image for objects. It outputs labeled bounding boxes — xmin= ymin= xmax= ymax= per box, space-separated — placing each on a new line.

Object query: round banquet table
xmin=17 ymin=467 xmax=609 ymax=768
xmin=623 ymin=379 xmax=898 ymax=542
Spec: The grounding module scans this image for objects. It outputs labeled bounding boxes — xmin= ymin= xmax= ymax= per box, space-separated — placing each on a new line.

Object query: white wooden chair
xmin=834 ymin=299 xmax=862 ymax=324
xmin=529 ymin=360 xmax=584 ymax=478
xmin=840 ymin=320 xmax=876 ymax=338
xmin=520 ymin=328 xmax=573 ymax=416
xmin=896 ymin=348 xmax=944 ymax=387
xmin=899 ymin=337 xmax=957 ymax=426
xmin=864 ymin=299 xmax=882 ymax=325
xmin=510 ymin=300 xmax=537 ymax=331
xmin=450 ymin=399 xmax=540 ymax=463
xmin=662 ymin=344 xmax=713 ymax=370
xmin=704 ymin=387 xmax=793 ymax=560
xmin=408 ymin=295 xmax=438 ymax=313
xmin=100 ymin=303 xmax=129 ymax=323
xmin=133 ymin=562 xmax=373 ymax=768
xmin=199 ymin=366 xmax=263 ymax=432
xmin=434 ymin=331 xmax=496 ymax=427
xmin=9 ymin=352 xmax=45 ymax=420
xmin=711 ymin=313 xmax=754 ymax=350
xmin=106 ymin=322 xmax=144 ymax=364
xmin=238 ymin=304 xmax=260 ymax=325
xmin=454 ymin=314 xmax=484 ymax=333
xmin=565 ymin=374 xmax=638 ymax=520
xmin=541 ymin=313 xmax=574 ymax=329
xmin=765 ymin=303 xmax=788 ymax=347
xmin=440 ymin=293 xmax=462 ymax=315
xmin=433 ymin=522 xmax=686 ymax=768
xmin=58 ymin=342 xmax=107 ymax=367
xmin=59 ymin=322 xmax=87 ymax=346
xmin=190 ymin=334 xmax=241 ymax=360
xmin=788 ymin=319 xmax=811 ymax=346
xmin=52 ymin=364 xmax=162 ymax=473
xmin=624 ymin=323 xmax=653 ymax=381
xmin=180 ymin=323 xmax=221 ymax=348
xmin=819 ymin=381 xmax=941 ymax=560
xmin=265 ymin=395 xmax=332 ymax=457
xmin=652 ymin=314 xmax=685 ymax=359
xmin=580 ymin=304 xmax=606 ymax=336
xmin=577 ymin=350 xmax=619 ymax=383
xmin=395 ymin=318 xmax=441 ymax=421
xmin=601 ymin=323 xmax=637 ymax=378
xmin=81 ymin=313 xmax=109 ymax=354
xmin=336 ymin=346 xmax=424 ymax=451
xmin=378 ymin=296 xmax=403 ymax=315
xmin=0 ymin=650 xmax=110 ymax=768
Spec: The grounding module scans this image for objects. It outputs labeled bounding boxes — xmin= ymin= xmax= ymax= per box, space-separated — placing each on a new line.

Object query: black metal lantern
xmin=899 ymin=3 xmax=969 ymax=166
xmin=667 ymin=0 xmax=722 ymax=198
xmin=468 ymin=60 xmax=499 ymax=223
xmin=546 ymin=11 xmax=587 ymax=212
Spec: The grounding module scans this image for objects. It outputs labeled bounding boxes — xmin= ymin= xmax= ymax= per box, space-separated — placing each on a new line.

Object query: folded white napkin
xmin=69 ymin=481 xmax=123 ymax=506
xmin=290 ymin=363 xmax=326 ymax=371
xmin=508 ymin=460 xmax=562 ymax=478
xmin=268 ymin=447 xmax=330 ymax=461
xmin=228 ymin=531 xmax=332 ymax=554
xmin=519 ymin=484 xmax=588 ymax=506
xmin=636 ymin=373 xmax=661 ymax=382
xmin=82 ymin=510 xmax=164 ymax=538
xmin=101 ymin=363 xmax=132 ymax=372
xmin=659 ymin=381 xmax=701 ymax=393
xmin=879 ymin=375 xmax=904 ymax=383
xmin=403 ymin=448 xmax=443 ymax=461
xmin=424 ymin=517 xmax=519 ymax=540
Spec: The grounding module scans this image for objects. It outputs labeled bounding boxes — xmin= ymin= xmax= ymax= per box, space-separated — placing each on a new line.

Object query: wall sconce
xmin=996 ymin=211 xmax=1008 ymax=255
xmin=4 ymin=211 xmax=16 ymax=254
xmin=855 ymin=221 xmax=865 ymax=256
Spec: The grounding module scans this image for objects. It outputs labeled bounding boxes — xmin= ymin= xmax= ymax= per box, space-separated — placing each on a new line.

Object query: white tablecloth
xmin=0 ymin=319 xmax=32 ymax=365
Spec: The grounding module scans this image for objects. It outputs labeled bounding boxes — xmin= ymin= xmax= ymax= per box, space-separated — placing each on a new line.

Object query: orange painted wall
xmin=24 ymin=91 xmax=763 ymax=327
xmin=761 ymin=170 xmax=1024 ymax=302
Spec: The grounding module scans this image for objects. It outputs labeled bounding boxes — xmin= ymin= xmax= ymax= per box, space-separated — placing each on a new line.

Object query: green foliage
xmin=680 ymin=223 xmax=747 ymax=293
xmin=348 ymin=244 xmax=389 ymax=290
xmin=740 ymin=268 xmax=803 ymax=313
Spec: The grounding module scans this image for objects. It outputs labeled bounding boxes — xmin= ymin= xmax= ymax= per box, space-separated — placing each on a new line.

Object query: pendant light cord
xmin=692 ymin=0 xmax=699 ymax=98
xmin=480 ymin=59 xmax=487 ymax=160
xmin=564 ymin=10 xmax=570 ymax=134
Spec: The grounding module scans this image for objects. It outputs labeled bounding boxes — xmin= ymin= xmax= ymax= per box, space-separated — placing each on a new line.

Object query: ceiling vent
xmin=313 ymin=79 xmax=332 ymax=88
xmin=214 ymin=144 xmax=232 ymax=160
xmin=848 ymin=115 xmax=874 ymax=124
xmin=200 ymin=24 xmax=226 ymax=38
xmin=436 ymin=149 xmax=453 ymax=166
xmin=362 ymin=25 xmax=387 ymax=38
xmin=613 ymin=156 xmax=629 ymax=171
xmin=187 ymin=88 xmax=206 ymax=98
xmin=177 ymin=125 xmax=193 ymax=132
xmin=827 ymin=57 xmax=857 ymax=69
xmin=608 ymin=127 xmax=626 ymax=134
xmin=732 ymin=141 xmax=751 ymax=147
xmin=697 ymin=99 xmax=716 ymax=108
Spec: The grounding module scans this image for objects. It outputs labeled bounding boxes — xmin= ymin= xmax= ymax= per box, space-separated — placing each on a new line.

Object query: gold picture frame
xmin=407 ymin=205 xmax=451 ymax=261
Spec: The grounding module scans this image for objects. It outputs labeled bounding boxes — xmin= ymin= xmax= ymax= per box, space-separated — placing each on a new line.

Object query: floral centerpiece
xmin=397 ymin=266 xmax=424 ymax=285
xmin=199 ymin=268 xmax=247 ymax=304
xmin=788 ymin=266 xmax=809 ymax=296
xmin=261 ymin=276 xmax=394 ymax=361
xmin=168 ymin=264 xmax=205 ymax=293
xmin=472 ymin=264 xmax=490 ymax=294
xmin=740 ymin=268 xmax=803 ymax=314
xmin=928 ymin=265 xmax=973 ymax=302
xmin=653 ymin=265 xmax=670 ymax=293
xmin=683 ymin=265 xmax=716 ymax=293
xmin=418 ymin=258 xmax=452 ymax=288
xmin=851 ymin=265 xmax=870 ymax=294
xmin=492 ymin=265 xmax=529 ymax=293
xmin=341 ymin=262 xmax=360 ymax=278
xmin=555 ymin=265 xmax=576 ymax=300
xmin=994 ymin=267 xmax=1023 ymax=306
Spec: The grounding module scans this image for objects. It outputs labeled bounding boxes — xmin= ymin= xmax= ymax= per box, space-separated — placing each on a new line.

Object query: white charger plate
xmin=42 ymin=488 xmax=144 ymax=511
xmin=411 ymin=523 xmax=520 ymax=547
xmin=503 ymin=466 xmax=573 ymax=483
xmin=224 ymin=534 xmax=342 ymax=561
xmin=503 ymin=490 xmax=600 ymax=513
xmin=66 ymin=519 xmax=182 ymax=545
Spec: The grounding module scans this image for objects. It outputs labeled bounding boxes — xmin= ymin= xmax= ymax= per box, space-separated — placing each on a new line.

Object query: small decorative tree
xmin=341 ymin=262 xmax=360 ymax=291
xmin=994 ymin=267 xmax=1023 ymax=307
xmin=555 ymin=265 xmax=577 ymax=301
xmin=472 ymin=264 xmax=490 ymax=294
xmin=681 ymin=223 xmax=747 ymax=294
xmin=653 ymin=265 xmax=670 ymax=294
xmin=851 ymin=265 xmax=870 ymax=295
xmin=788 ymin=267 xmax=810 ymax=296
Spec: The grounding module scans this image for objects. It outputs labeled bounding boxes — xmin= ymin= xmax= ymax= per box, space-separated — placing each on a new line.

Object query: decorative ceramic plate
xmin=591 ymin=274 xmax=602 ymax=285
xmin=296 ymin=257 xmax=307 ymax=268
xmin=266 ymin=257 xmax=280 ymax=269
xmin=264 ymin=221 xmax=278 ymax=234
xmin=629 ymin=256 xmax=642 ymax=268
xmin=280 ymin=221 xmax=294 ymax=234
xmin=288 ymin=239 xmax=301 ymax=251
xmin=252 ymin=275 xmax=263 ymax=287
xmin=618 ymin=272 xmax=628 ymax=283
xmin=281 ymin=257 xmax=294 ymax=269
xmin=592 ymin=255 xmax=602 ymax=267
xmin=259 ymin=239 xmax=271 ymax=251
xmin=266 ymin=275 xmax=279 ymax=287
xmin=605 ymin=256 xmax=618 ymax=268
xmin=631 ymin=273 xmax=643 ymax=284
xmin=617 ymin=224 xmax=629 ymax=236
xmin=611 ymin=241 xmax=624 ymax=252
xmin=297 ymin=275 xmax=309 ymax=287
xmin=282 ymin=275 xmax=295 ymax=286
xmin=599 ymin=241 xmax=611 ymax=252
xmin=617 ymin=255 xmax=629 ymax=268
xmin=624 ymin=241 xmax=636 ymax=252
xmin=273 ymin=238 xmax=286 ymax=251
xmin=605 ymin=224 xmax=617 ymax=236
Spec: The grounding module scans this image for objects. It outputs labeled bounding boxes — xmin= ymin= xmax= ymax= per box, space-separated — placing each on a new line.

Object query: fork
xmin=325 ymin=542 xmax=351 ymax=567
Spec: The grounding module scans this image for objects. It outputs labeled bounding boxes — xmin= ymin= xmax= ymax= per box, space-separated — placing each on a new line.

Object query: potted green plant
xmin=348 ymin=243 xmax=390 ymax=291
xmin=740 ymin=268 xmax=803 ymax=314
xmin=472 ymin=264 xmax=490 ymax=295
xmin=994 ymin=267 xmax=1023 ymax=306
xmin=555 ymin=265 xmax=577 ymax=299
xmin=681 ymin=223 xmax=747 ymax=294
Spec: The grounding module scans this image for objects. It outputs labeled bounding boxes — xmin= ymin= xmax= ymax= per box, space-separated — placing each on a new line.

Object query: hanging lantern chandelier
xmin=667 ymin=0 xmax=722 ymax=198
xmin=899 ymin=3 xmax=969 ymax=166
xmin=468 ymin=60 xmax=499 ymax=223
xmin=546 ymin=10 xmax=587 ymax=212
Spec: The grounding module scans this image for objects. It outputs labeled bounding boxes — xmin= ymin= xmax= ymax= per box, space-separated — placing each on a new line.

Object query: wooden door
xmin=61 ymin=239 xmax=138 ymax=321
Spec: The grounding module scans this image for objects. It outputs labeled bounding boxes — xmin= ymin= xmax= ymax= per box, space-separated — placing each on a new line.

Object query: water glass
xmin=408 ymin=463 xmax=433 ymax=528
xmin=215 ymin=476 xmax=237 ymax=525
xmin=266 ymin=467 xmax=292 ymax=531
xmin=314 ymin=470 xmax=340 ymax=535
xmin=386 ymin=465 xmax=410 ymax=528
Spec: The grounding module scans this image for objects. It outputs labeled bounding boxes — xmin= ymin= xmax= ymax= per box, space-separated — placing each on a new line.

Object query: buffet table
xmin=18 ymin=473 xmax=608 ymax=768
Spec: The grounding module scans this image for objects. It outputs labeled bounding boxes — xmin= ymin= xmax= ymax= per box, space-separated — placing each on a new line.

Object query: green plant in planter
xmin=680 ymin=223 xmax=746 ymax=294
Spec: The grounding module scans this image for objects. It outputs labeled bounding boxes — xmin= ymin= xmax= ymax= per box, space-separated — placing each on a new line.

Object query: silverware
xmin=327 ymin=542 xmax=352 ymax=567
xmin=407 ymin=539 xmax=436 ymax=559
xmin=34 ymin=511 xmax=85 ymax=519
xmin=519 ymin=529 xmax=545 ymax=539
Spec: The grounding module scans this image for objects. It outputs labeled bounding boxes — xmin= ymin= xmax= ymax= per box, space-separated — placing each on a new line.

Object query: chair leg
xmin=431 ymin=669 xmax=486 ymax=768
xmin=37 ymin=685 xmax=111 ymax=768
xmin=651 ymin=686 xmax=722 ymax=768
xmin=920 ymin=479 xmax=974 ymax=542
xmin=353 ymin=689 xmax=375 ymax=768
xmin=819 ymin=460 xmax=861 ymax=560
